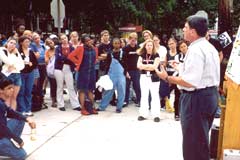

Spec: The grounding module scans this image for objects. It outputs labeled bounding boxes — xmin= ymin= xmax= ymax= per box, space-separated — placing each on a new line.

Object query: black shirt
xmin=122 ymin=44 xmax=140 ymax=72
xmin=209 ymin=38 xmax=223 ymax=53
xmin=98 ymin=43 xmax=113 ymax=71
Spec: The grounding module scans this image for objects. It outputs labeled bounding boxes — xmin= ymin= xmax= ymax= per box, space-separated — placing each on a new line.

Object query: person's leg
xmin=131 ymin=71 xmax=141 ymax=104
xmin=48 ymin=77 xmax=57 ymax=107
xmin=17 ymin=74 xmax=26 ymax=113
xmin=24 ymin=71 xmax=35 ymax=113
xmin=0 ymin=119 xmax=27 ymax=160
xmin=124 ymin=77 xmax=131 ymax=104
xmin=180 ymin=88 xmax=218 ymax=160
xmin=116 ymin=76 xmax=126 ymax=111
xmin=99 ymin=89 xmax=115 ymax=111
xmin=139 ymin=75 xmax=150 ymax=118
xmin=149 ymin=81 xmax=161 ymax=118
xmin=173 ymin=85 xmax=180 ymax=119
xmin=11 ymin=85 xmax=21 ymax=110
xmin=0 ymin=138 xmax=26 ymax=160
xmin=87 ymin=91 xmax=95 ymax=105
xmin=37 ymin=65 xmax=47 ymax=97
xmin=54 ymin=69 xmax=65 ymax=109
xmin=63 ymin=65 xmax=79 ymax=109
xmin=7 ymin=119 xmax=25 ymax=138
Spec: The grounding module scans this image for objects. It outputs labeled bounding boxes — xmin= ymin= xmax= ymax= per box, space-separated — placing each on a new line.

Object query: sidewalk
xmin=21 ymin=90 xmax=219 ymax=160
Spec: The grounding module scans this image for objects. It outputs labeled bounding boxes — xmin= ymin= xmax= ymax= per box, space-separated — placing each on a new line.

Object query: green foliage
xmin=232 ymin=0 xmax=240 ymax=31
xmin=66 ymin=0 xmax=219 ymax=37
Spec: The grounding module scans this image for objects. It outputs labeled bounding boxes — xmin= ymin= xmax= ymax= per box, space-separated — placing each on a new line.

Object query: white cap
xmin=49 ymin=34 xmax=58 ymax=39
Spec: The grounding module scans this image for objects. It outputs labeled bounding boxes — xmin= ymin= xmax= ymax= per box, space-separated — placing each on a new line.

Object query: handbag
xmin=46 ymin=56 xmax=55 ymax=78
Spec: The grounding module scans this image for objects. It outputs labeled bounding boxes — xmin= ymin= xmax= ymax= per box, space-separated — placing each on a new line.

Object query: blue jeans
xmin=180 ymin=87 xmax=218 ymax=160
xmin=17 ymin=71 xmax=35 ymax=112
xmin=0 ymin=119 xmax=26 ymax=160
xmin=99 ymin=75 xmax=126 ymax=110
xmin=7 ymin=73 xmax=22 ymax=86
xmin=125 ymin=70 xmax=141 ymax=104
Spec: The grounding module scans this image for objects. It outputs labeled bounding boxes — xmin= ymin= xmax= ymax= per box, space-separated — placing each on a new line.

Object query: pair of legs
xmin=54 ymin=65 xmax=80 ymax=109
xmin=6 ymin=73 xmax=22 ymax=110
xmin=0 ymin=119 xmax=26 ymax=160
xmin=99 ymin=75 xmax=126 ymax=112
xmin=79 ymin=90 xmax=95 ymax=110
xmin=139 ymin=75 xmax=160 ymax=119
xmin=180 ymin=87 xmax=218 ymax=160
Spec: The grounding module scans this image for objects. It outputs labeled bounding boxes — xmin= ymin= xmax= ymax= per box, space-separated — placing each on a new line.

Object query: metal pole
xmin=57 ymin=0 xmax=61 ymax=34
xmin=36 ymin=13 xmax=40 ymax=31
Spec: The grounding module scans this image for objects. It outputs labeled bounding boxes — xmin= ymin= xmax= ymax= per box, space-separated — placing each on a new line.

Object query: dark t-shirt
xmin=122 ymin=44 xmax=140 ymax=71
xmin=140 ymin=53 xmax=160 ymax=82
xmin=98 ymin=43 xmax=113 ymax=71
xmin=209 ymin=38 xmax=223 ymax=53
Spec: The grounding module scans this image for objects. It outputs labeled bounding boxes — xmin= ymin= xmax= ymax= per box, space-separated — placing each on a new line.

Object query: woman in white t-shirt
xmin=0 ymin=37 xmax=24 ymax=110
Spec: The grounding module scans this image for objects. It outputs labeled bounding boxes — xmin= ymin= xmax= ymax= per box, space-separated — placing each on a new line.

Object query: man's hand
xmin=168 ymin=60 xmax=179 ymax=71
xmin=26 ymin=117 xmax=36 ymax=129
xmin=155 ymin=65 xmax=168 ymax=81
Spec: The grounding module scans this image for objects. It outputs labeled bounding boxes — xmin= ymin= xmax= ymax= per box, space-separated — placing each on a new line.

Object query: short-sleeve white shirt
xmin=178 ymin=38 xmax=220 ymax=91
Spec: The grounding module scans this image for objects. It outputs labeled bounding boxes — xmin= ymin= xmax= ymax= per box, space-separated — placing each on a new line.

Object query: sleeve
xmin=68 ymin=46 xmax=83 ymax=65
xmin=45 ymin=50 xmax=50 ymax=64
xmin=6 ymin=107 xmax=27 ymax=122
xmin=14 ymin=52 xmax=25 ymax=71
xmin=0 ymin=103 xmax=26 ymax=144
xmin=0 ymin=122 xmax=23 ymax=144
xmin=122 ymin=47 xmax=128 ymax=72
xmin=105 ymin=53 xmax=112 ymax=74
xmin=95 ymin=47 xmax=98 ymax=63
xmin=30 ymin=50 xmax=38 ymax=69
xmin=0 ymin=48 xmax=12 ymax=65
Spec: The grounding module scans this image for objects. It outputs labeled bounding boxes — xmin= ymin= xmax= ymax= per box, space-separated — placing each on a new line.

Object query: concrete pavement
xmin=20 ymin=90 xmax=219 ymax=160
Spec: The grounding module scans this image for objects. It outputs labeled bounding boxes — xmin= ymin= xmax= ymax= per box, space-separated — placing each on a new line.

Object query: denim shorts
xmin=7 ymin=73 xmax=22 ymax=86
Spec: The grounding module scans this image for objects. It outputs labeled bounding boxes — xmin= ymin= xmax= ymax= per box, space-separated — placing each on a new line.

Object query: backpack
xmin=46 ymin=56 xmax=55 ymax=78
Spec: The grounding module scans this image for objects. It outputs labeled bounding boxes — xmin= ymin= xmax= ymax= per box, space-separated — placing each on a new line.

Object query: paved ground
xmin=19 ymin=90 xmax=219 ymax=160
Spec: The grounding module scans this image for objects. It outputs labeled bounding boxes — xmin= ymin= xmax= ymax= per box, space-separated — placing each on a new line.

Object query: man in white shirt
xmin=156 ymin=15 xmax=220 ymax=160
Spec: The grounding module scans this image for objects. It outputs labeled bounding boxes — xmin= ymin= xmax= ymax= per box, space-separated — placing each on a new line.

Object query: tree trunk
xmin=218 ymin=0 xmax=233 ymax=37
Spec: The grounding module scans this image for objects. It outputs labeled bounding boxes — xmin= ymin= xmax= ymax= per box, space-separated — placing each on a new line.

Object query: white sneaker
xmin=25 ymin=112 xmax=34 ymax=116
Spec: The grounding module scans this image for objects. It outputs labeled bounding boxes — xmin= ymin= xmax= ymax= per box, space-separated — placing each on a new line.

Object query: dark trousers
xmin=36 ymin=64 xmax=47 ymax=97
xmin=125 ymin=70 xmax=141 ymax=104
xmin=169 ymin=84 xmax=180 ymax=116
xmin=180 ymin=87 xmax=218 ymax=160
xmin=48 ymin=76 xmax=57 ymax=98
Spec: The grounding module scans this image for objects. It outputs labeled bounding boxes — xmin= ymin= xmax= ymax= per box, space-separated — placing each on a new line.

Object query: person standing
xmin=137 ymin=39 xmax=161 ymax=122
xmin=54 ymin=34 xmax=80 ymax=111
xmin=68 ymin=35 xmax=98 ymax=115
xmin=156 ymin=15 xmax=220 ymax=160
xmin=95 ymin=30 xmax=113 ymax=102
xmin=98 ymin=38 xmax=126 ymax=113
xmin=44 ymin=38 xmax=57 ymax=108
xmin=122 ymin=32 xmax=141 ymax=106
xmin=17 ymin=36 xmax=38 ymax=116
xmin=0 ymin=37 xmax=24 ymax=110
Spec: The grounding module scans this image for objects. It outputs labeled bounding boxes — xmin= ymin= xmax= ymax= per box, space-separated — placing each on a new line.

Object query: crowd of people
xmin=0 ymin=23 xmax=190 ymax=120
xmin=0 ymin=14 xmax=224 ymax=160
